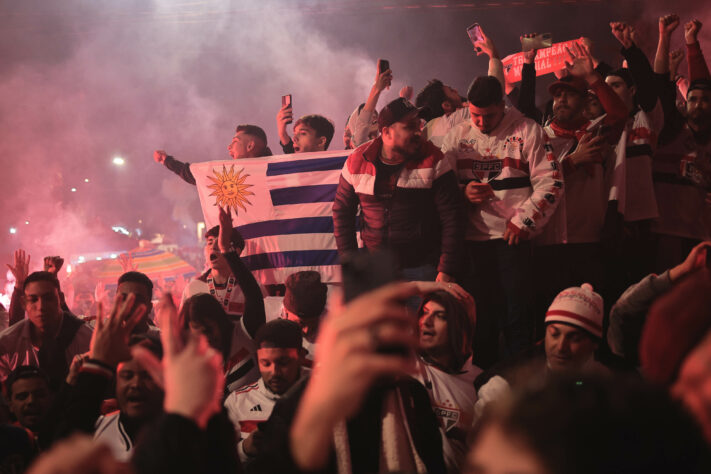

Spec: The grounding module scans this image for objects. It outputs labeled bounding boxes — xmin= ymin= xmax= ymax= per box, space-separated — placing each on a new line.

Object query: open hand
xmin=7 ymin=249 xmax=30 ymax=288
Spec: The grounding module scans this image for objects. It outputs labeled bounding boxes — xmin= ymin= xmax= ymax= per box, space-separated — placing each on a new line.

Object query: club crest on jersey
xmin=471 ymin=157 xmax=502 ymax=182
xmin=505 ymin=136 xmax=524 ymax=154
xmin=433 ymin=405 xmax=461 ymax=432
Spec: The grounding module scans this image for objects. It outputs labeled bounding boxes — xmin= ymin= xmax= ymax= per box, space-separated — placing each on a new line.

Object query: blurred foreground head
xmin=465 ymin=375 xmax=710 ymax=474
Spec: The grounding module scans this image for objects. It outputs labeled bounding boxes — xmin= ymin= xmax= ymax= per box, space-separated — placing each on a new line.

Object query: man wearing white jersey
xmin=413 ymin=287 xmax=481 ymax=472
xmin=224 ymin=319 xmax=308 ymax=465
xmin=442 ymin=75 xmax=562 ymax=369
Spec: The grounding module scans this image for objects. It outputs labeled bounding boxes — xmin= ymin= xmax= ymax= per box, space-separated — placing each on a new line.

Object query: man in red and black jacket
xmin=332 ymin=97 xmax=464 ymax=282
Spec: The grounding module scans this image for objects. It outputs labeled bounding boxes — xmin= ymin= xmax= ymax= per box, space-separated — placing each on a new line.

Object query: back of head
xmin=255 ymin=319 xmax=303 ymax=349
xmin=294 ymin=115 xmax=335 ymax=150
xmin=415 ymin=79 xmax=446 ymax=122
xmin=467 ymin=76 xmax=503 ymax=108
xmin=283 ymin=271 xmax=327 ymax=320
xmin=23 ymin=271 xmax=60 ymax=291
xmin=640 ymin=268 xmax=711 ymax=387
xmin=236 ymin=124 xmax=269 ymax=156
xmin=472 ymin=374 xmax=711 ymax=474
xmin=179 ymin=293 xmax=232 ymax=335
xmin=118 ymin=271 xmax=154 ymax=300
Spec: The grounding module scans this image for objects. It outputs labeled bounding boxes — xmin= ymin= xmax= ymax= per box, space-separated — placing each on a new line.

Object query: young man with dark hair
xmin=0 ymin=272 xmax=92 ymax=387
xmin=57 ymin=295 xmax=164 ymax=462
xmin=276 ymin=106 xmax=335 ymax=154
xmin=5 ymin=366 xmax=53 ymax=446
xmin=181 ymin=207 xmax=266 ymax=393
xmin=413 ymin=288 xmax=480 ymax=471
xmin=153 ymin=123 xmax=272 ymax=185
xmin=116 ymin=271 xmax=156 ymax=334
xmin=224 ymin=319 xmax=308 ymax=464
xmin=333 ymin=97 xmax=463 ymax=283
xmin=181 ymin=221 xmax=247 ymax=318
xmin=416 ymin=79 xmax=467 ymax=147
xmin=442 ymin=74 xmax=562 ymax=369
xmin=280 ymin=270 xmax=327 ymax=361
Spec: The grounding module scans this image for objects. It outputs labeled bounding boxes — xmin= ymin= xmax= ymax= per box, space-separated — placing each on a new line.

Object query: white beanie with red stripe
xmin=545 ymin=283 xmax=603 ymax=339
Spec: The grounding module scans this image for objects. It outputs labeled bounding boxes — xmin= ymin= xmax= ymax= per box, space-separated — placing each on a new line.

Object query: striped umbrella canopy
xmin=97 ymin=246 xmax=198 ymax=291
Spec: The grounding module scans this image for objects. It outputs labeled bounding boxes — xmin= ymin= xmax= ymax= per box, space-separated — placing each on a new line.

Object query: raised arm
xmin=612 ymin=22 xmax=658 ymax=112
xmin=517 ymin=33 xmax=543 ymax=123
xmin=217 ymin=207 xmax=265 ymax=339
xmin=154 ymin=150 xmax=197 ymax=185
xmin=654 ymin=14 xmax=680 ymax=75
xmin=685 ymin=19 xmax=710 ymax=81
xmin=474 ymin=28 xmax=505 ymax=91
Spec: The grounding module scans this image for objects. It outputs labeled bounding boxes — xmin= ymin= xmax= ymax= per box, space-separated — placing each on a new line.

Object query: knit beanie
xmin=640 ymin=268 xmax=711 ymax=387
xmin=545 ymin=283 xmax=604 ymax=339
xmin=283 ymin=271 xmax=327 ymax=320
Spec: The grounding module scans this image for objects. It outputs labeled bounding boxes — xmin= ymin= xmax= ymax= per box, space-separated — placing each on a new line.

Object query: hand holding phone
xmin=466 ymin=23 xmax=484 ymax=52
xmin=280 ymin=94 xmax=293 ymax=125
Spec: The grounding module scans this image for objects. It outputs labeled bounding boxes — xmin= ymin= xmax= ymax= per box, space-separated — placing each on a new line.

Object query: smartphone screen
xmin=466 ymin=23 xmax=484 ymax=51
xmin=281 ymin=94 xmax=292 ymax=124
xmin=378 ymin=59 xmax=390 ymax=74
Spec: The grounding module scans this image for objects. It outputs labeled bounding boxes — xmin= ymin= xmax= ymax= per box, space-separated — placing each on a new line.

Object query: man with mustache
xmin=333 ymin=97 xmax=463 ymax=283
xmin=533 ymin=43 xmax=627 ymax=330
xmin=224 ymin=319 xmax=308 ymax=465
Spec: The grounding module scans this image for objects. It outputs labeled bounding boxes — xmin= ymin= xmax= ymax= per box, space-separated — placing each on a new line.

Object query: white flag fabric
xmin=190 ymin=150 xmax=350 ymax=285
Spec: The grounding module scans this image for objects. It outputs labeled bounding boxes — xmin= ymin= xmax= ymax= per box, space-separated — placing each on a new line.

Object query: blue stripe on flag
xmin=266 ymin=156 xmax=347 ymax=176
xmin=270 ymin=184 xmax=338 ymax=206
xmin=242 ymin=249 xmax=340 ymax=270
xmin=237 ymin=217 xmax=334 ymax=239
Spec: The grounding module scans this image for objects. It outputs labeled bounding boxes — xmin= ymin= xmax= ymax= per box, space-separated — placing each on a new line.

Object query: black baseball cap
xmin=377 ymin=97 xmax=426 ymax=130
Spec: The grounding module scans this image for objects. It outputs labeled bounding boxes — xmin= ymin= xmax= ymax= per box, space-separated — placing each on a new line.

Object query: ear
xmin=246 ymin=139 xmax=255 ymax=152
xmin=317 ymin=136 xmax=327 ymax=150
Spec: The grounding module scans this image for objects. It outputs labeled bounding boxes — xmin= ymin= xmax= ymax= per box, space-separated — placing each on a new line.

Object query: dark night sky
xmin=0 ymin=0 xmax=705 ymax=268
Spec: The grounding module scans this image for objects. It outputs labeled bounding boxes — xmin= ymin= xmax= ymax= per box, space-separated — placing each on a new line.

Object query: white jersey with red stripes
xmin=441 ymin=106 xmax=563 ymax=240
xmin=224 ymin=371 xmax=309 ymax=462
xmin=414 ymin=357 xmax=482 ymax=471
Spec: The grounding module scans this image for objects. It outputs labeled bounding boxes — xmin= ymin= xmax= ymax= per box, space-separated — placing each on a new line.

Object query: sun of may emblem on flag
xmin=207 ymin=164 xmax=255 ymax=213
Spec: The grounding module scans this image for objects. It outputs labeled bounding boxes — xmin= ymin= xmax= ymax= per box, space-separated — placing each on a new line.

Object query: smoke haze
xmin=0 ymin=0 xmax=706 ymax=273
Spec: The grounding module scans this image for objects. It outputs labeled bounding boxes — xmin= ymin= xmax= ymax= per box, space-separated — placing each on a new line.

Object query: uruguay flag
xmin=190 ymin=150 xmax=350 ymax=284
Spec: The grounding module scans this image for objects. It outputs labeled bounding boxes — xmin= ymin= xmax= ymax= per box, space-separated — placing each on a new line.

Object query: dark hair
xmin=4 ymin=366 xmax=49 ymax=399
xmin=179 ymin=293 xmax=233 ymax=357
xmin=607 ymin=68 xmax=635 ymax=88
xmin=418 ymin=290 xmax=474 ymax=371
xmin=467 ymin=76 xmax=503 ymax=108
xmin=235 ymin=124 xmax=267 ymax=144
xmin=471 ymin=374 xmax=711 ymax=474
xmin=415 ymin=79 xmax=447 ymax=121
xmin=23 ymin=271 xmax=60 ymax=291
xmin=118 ymin=271 xmax=154 ymax=300
xmin=294 ymin=115 xmax=335 ymax=150
xmin=128 ymin=333 xmax=163 ymax=359
xmin=235 ymin=124 xmax=269 ymax=157
xmin=205 ymin=225 xmax=245 ymax=251
xmin=255 ymin=319 xmax=303 ymax=349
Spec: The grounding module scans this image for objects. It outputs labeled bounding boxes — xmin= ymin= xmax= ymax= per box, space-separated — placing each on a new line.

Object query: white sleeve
xmin=473 ymin=375 xmax=511 ymax=427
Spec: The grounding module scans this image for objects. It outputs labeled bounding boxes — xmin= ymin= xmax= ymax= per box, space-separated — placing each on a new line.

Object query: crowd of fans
xmin=1 ymin=13 xmax=711 ymax=474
